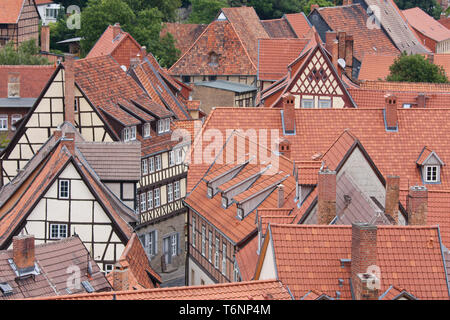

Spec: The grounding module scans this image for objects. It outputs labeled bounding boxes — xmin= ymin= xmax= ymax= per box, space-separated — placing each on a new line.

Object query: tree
xmin=386 ymin=52 xmax=448 ymax=83
xmin=394 ymin=0 xmax=443 ymax=19
xmin=301 ymin=0 xmax=334 ymax=15
xmin=0 ymin=40 xmax=51 ymax=65
xmin=227 ymin=0 xmax=302 ymax=20
xmin=122 ymin=0 xmax=181 ymax=21
xmin=49 ymin=16 xmax=78 ymax=53
xmin=188 ymin=0 xmax=228 ymax=24
xmin=55 ymin=0 xmax=89 ymax=9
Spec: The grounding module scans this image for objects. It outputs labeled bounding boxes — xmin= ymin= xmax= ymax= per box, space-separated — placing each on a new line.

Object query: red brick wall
xmin=112 ymin=37 xmax=141 ymax=69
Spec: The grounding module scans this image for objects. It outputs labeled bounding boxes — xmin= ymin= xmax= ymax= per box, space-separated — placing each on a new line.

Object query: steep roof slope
xmin=402 ymin=7 xmax=450 ymax=42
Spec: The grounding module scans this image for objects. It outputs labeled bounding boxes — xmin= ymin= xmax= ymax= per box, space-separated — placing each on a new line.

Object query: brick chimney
xmin=337 ymin=31 xmax=346 ymax=60
xmin=317 ymin=168 xmax=336 ymax=225
xmin=325 ymin=31 xmax=337 ymax=55
xmin=41 ymin=25 xmax=50 ymax=52
xmin=351 ymin=222 xmax=378 ymax=300
xmin=384 ymin=94 xmax=397 ymax=130
xmin=277 ymin=138 xmax=291 ymax=159
xmin=13 ymin=234 xmax=35 ymax=273
xmin=416 ymin=93 xmax=428 ymax=108
xmin=61 ymin=132 xmax=75 ymax=154
xmin=112 ymin=263 xmax=129 ymax=291
xmin=282 ymin=93 xmax=295 ymax=134
xmin=277 ymin=184 xmax=284 ymax=208
xmin=331 ymin=40 xmax=340 ymax=77
xmin=64 ymin=56 xmax=75 ymax=125
xmin=112 ymin=23 xmax=121 ymax=38
xmin=384 ymin=175 xmax=400 ymax=224
xmin=407 ymin=185 xmax=428 ymax=225
xmin=344 ymin=35 xmax=354 ymax=78
xmin=310 ymin=4 xmax=319 ymax=11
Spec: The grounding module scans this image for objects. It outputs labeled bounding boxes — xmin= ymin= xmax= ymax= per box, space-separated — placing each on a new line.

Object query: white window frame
xmin=167 ymin=183 xmax=173 ymax=203
xmin=142 ymin=159 xmax=148 ymax=175
xmin=174 ymin=181 xmax=180 ymax=200
xmin=301 ymin=98 xmax=314 ymax=108
xmin=208 ymin=230 xmax=213 ymax=263
xmin=143 ymin=123 xmax=151 ymax=138
xmin=158 ymin=119 xmax=164 ymax=134
xmin=319 ymin=99 xmax=331 ymax=108
xmin=192 ymin=216 xmax=196 ymax=248
xmin=169 ymin=150 xmax=175 ymax=167
xmin=154 ymin=187 xmax=160 ymax=207
xmin=214 ymin=237 xmax=219 ymax=269
xmin=59 ymin=179 xmax=70 ymax=199
xmin=155 ymin=154 xmax=162 ymax=171
xmin=130 ymin=126 xmax=136 ymax=140
xmin=201 ymin=225 xmax=206 ymax=256
xmin=165 ymin=118 xmax=170 ymax=132
xmin=175 ymin=148 xmax=183 ymax=165
xmin=104 ymin=264 xmax=114 ymax=274
xmin=424 ymin=165 xmax=440 ymax=183
xmin=11 ymin=114 xmax=21 ymax=131
xmin=147 ymin=190 xmax=153 ymax=209
xmin=171 ymin=233 xmax=178 ymax=257
xmin=140 ymin=193 xmax=147 ymax=212
xmin=148 ymin=157 xmax=155 ymax=173
xmin=233 ymin=261 xmax=240 ymax=282
xmin=50 ymin=223 xmax=68 ymax=239
xmin=0 ymin=115 xmax=8 ymax=131
xmin=123 ymin=127 xmax=130 ymax=142
xmin=222 ymin=242 xmax=227 ymax=275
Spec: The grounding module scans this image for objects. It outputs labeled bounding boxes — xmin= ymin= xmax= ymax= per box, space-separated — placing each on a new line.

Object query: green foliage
xmin=49 ymin=17 xmax=78 ymax=53
xmin=247 ymin=0 xmax=301 ymax=19
xmin=387 ymin=52 xmax=448 ymax=83
xmin=188 ymin=0 xmax=228 ymax=24
xmin=78 ymin=0 xmax=180 ymax=67
xmin=0 ymin=40 xmax=51 ymax=65
xmin=122 ymin=0 xmax=182 ymax=21
xmin=302 ymin=0 xmax=334 ymax=15
xmin=55 ymin=0 xmax=89 ymax=9
xmin=394 ymin=0 xmax=443 ymax=19
xmin=0 ymin=132 xmax=10 ymax=150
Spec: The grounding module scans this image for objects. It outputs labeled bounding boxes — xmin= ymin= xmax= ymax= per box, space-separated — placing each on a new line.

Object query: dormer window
xmin=143 ymin=123 xmax=151 ymax=138
xmin=424 ymin=165 xmax=439 ymax=183
xmin=123 ymin=126 xmax=137 ymax=142
xmin=301 ymin=98 xmax=314 ymax=108
xmin=208 ymin=52 xmax=219 ymax=67
xmin=237 ymin=207 xmax=244 ymax=219
xmin=158 ymin=118 xmax=170 ymax=134
xmin=222 ymin=196 xmax=228 ymax=209
xmin=417 ymin=147 xmax=444 ymax=184
xmin=207 ymin=186 xmax=213 ymax=198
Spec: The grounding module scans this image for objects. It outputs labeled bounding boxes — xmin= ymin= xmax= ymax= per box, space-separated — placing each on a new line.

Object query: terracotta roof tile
xmin=258 ymin=38 xmax=310 ymax=81
xmin=267 ymin=224 xmax=449 ymax=299
xmin=284 ymin=13 xmax=312 ymax=38
xmin=261 ymin=19 xmax=297 ymax=39
xmin=34 ymin=279 xmax=292 ymax=300
xmin=359 ymin=80 xmax=450 ymax=92
xmin=0 ymin=0 xmax=26 ymax=24
xmin=316 ymin=4 xmax=400 ymax=61
xmin=439 ymin=17 xmax=450 ymax=29
xmin=161 ymin=23 xmax=207 ymax=56
xmin=403 ymin=7 xmax=450 ymax=42
xmin=235 ymin=235 xmax=258 ymax=281
xmin=358 ymin=54 xmax=397 ymax=81
xmin=434 ymin=54 xmax=450 ymax=78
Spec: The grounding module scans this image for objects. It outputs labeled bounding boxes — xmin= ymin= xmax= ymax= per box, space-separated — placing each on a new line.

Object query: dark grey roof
xmin=194 ymin=80 xmax=257 ymax=93
xmin=0 ymin=98 xmax=36 ymax=108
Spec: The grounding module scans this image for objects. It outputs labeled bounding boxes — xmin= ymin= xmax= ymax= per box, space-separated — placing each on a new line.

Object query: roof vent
xmin=0 ymin=282 xmax=13 ymax=296
xmin=81 ymin=280 xmax=95 ymax=293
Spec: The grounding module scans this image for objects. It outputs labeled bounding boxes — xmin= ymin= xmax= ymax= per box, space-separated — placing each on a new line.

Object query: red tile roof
xmin=360 ymin=80 xmax=450 ymax=92
xmin=358 ymin=54 xmax=397 ymax=81
xmin=0 ymin=0 xmax=26 ymax=24
xmin=34 ymin=279 xmax=292 ymax=300
xmin=434 ymin=54 xmax=450 ymax=78
xmin=439 ymin=17 xmax=450 ymax=29
xmin=235 ymin=235 xmax=258 ymax=281
xmin=160 ymin=23 xmax=207 ymax=56
xmin=0 ymin=236 xmax=111 ymax=299
xmin=0 ymin=65 xmax=56 ymax=98
xmin=264 ymin=224 xmax=449 ymax=300
xmin=403 ymin=7 xmax=450 ymax=42
xmin=261 ymin=18 xmax=297 ymax=38
xmin=258 ymin=38 xmax=310 ymax=81
xmin=315 ymin=4 xmax=400 ymax=61
xmin=284 ymin=13 xmax=312 ymax=38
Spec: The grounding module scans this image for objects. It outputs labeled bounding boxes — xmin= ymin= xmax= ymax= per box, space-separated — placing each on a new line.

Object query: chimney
xmin=130 ymin=57 xmax=140 ymax=70
xmin=384 ymin=175 xmax=400 ymax=224
xmin=139 ymin=46 xmax=147 ymax=60
xmin=416 ymin=93 xmax=428 ymax=108
xmin=112 ymin=263 xmax=129 ymax=291
xmin=310 ymin=4 xmax=319 ymax=12
xmin=384 ymin=94 xmax=397 ymax=130
xmin=325 ymin=31 xmax=337 ymax=54
xmin=317 ymin=168 xmax=336 ymax=225
xmin=13 ymin=234 xmax=35 ymax=273
xmin=277 ymin=138 xmax=291 ymax=159
xmin=277 ymin=184 xmax=284 ymax=208
xmin=61 ymin=132 xmax=75 ymax=154
xmin=64 ymin=56 xmax=75 ymax=125
xmin=54 ymin=129 xmax=62 ymax=140
xmin=282 ymin=93 xmax=295 ymax=134
xmin=331 ymin=40 xmax=340 ymax=77
xmin=112 ymin=23 xmax=121 ymax=38
xmin=407 ymin=185 xmax=428 ymax=225
xmin=351 ymin=222 xmax=378 ymax=300
xmin=337 ymin=31 xmax=346 ymax=60
xmin=344 ymin=35 xmax=353 ymax=78
xmin=41 ymin=25 xmax=50 ymax=52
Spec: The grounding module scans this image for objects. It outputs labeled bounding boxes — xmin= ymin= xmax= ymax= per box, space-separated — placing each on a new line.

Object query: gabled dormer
xmin=417 ymin=147 xmax=445 ymax=184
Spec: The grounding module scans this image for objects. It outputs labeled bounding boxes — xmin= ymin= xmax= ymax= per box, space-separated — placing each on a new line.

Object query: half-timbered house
xmin=0 ymin=123 xmax=140 ymax=271
xmin=0 ymin=0 xmax=40 ymax=47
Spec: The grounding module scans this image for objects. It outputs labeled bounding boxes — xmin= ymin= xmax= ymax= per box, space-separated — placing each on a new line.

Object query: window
xmin=0 ymin=115 xmax=7 ymax=131
xmin=175 ymin=148 xmax=183 ymax=164
xmin=169 ymin=150 xmax=175 ymax=167
xmin=207 ymin=186 xmax=213 ymax=198
xmin=208 ymin=52 xmax=219 ymax=67
xmin=148 ymin=157 xmax=155 ymax=173
xmin=142 ymin=159 xmax=148 ymax=175
xmin=301 ymin=98 xmax=314 ymax=108
xmin=182 ymin=76 xmax=191 ymax=83
xmin=208 ymin=231 xmax=213 ymax=262
xmin=123 ymin=127 xmax=130 ymax=142
xmin=233 ymin=261 xmax=240 ymax=282
xmin=425 ymin=165 xmax=439 ymax=183
xmin=11 ymin=115 xmax=21 ymax=131
xmin=140 ymin=193 xmax=147 ymax=212
xmin=154 ymin=187 xmax=160 ymax=207
xmin=222 ymin=243 xmax=227 ymax=275
xmin=130 ymin=126 xmax=136 ymax=140
xmin=50 ymin=224 xmax=68 ymax=239
xmin=214 ymin=237 xmax=219 ymax=268
xmin=147 ymin=190 xmax=153 ymax=209
xmin=163 ymin=234 xmax=178 ymax=264
xmin=165 ymin=118 xmax=170 ymax=132
xmin=140 ymin=231 xmax=157 ymax=257
xmin=319 ymin=99 xmax=331 ymax=108
xmin=59 ymin=180 xmax=70 ymax=199
xmin=171 ymin=233 xmax=178 ymax=257
xmin=155 ymin=155 xmax=162 ymax=171
xmin=174 ymin=181 xmax=180 ymax=200
xmin=192 ymin=216 xmax=196 ymax=248
xmin=237 ymin=207 xmax=244 ymax=219
xmin=143 ymin=123 xmax=151 ymax=138
xmin=104 ymin=264 xmax=114 ymax=275
xmin=201 ymin=225 xmax=206 ymax=256
xmin=158 ymin=118 xmax=170 ymax=134
xmin=74 ymin=98 xmax=79 ymax=112
xmin=167 ymin=183 xmax=173 ymax=203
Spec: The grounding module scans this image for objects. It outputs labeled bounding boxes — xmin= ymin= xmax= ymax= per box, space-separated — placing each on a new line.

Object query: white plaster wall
xmin=257 ymin=239 xmax=277 ymax=280
xmin=188 ymin=257 xmax=216 ymax=286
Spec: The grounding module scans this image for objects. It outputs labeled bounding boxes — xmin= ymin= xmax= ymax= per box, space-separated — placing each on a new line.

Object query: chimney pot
xmin=416 ymin=93 xmax=428 ymax=108
xmin=310 ymin=4 xmax=320 ymax=11
xmin=112 ymin=264 xmax=129 ymax=291
xmin=385 ymin=175 xmax=400 ymax=224
xmin=13 ymin=234 xmax=35 ymax=272
xmin=282 ymin=93 xmax=295 ymax=134
xmin=407 ymin=185 xmax=428 ymax=225
xmin=62 ymin=132 xmax=75 ymax=154
xmin=277 ymin=184 xmax=285 ymax=208
xmin=113 ymin=23 xmax=121 ymax=38
xmin=384 ymin=94 xmax=397 ymax=130
xmin=317 ymin=169 xmax=336 ymax=224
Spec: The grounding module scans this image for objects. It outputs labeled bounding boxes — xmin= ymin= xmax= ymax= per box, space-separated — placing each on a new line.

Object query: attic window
xmin=301 ymin=98 xmax=314 ymax=108
xmin=81 ymin=280 xmax=94 ymax=293
xmin=424 ymin=165 xmax=439 ymax=183
xmin=222 ymin=196 xmax=228 ymax=209
xmin=208 ymin=52 xmax=219 ymax=67
xmin=0 ymin=282 xmax=13 ymax=296
xmin=143 ymin=123 xmax=151 ymax=138
xmin=207 ymin=186 xmax=213 ymax=198
xmin=237 ymin=207 xmax=244 ymax=219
